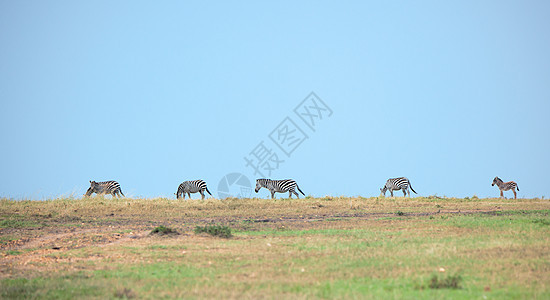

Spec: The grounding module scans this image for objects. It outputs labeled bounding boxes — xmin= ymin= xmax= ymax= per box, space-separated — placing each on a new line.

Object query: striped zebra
xmin=380 ymin=177 xmax=417 ymax=197
xmin=255 ymin=179 xmax=305 ymax=199
xmin=492 ymin=177 xmax=519 ymax=199
xmin=84 ymin=180 xmax=124 ymax=197
xmin=176 ymin=180 xmax=212 ymax=199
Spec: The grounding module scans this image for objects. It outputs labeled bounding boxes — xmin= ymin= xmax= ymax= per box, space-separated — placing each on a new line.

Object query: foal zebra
xmin=176 ymin=180 xmax=212 ymax=199
xmin=85 ymin=180 xmax=124 ymax=197
xmin=255 ymin=179 xmax=305 ymax=199
xmin=492 ymin=177 xmax=519 ymax=199
xmin=380 ymin=177 xmax=417 ymax=197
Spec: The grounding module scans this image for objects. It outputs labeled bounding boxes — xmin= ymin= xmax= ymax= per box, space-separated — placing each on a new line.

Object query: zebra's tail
xmin=517 ymin=185 xmax=520 ymax=191
xmin=205 ymin=187 xmax=212 ymax=196
xmin=119 ymin=189 xmax=125 ymax=197
xmin=296 ymin=185 xmax=305 ymax=196
xmin=409 ymin=183 xmax=417 ymax=194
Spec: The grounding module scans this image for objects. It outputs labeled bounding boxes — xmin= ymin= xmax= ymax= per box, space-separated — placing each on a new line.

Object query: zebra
xmin=492 ymin=177 xmax=519 ymax=199
xmin=255 ymin=179 xmax=305 ymax=199
xmin=84 ymin=180 xmax=124 ymax=197
xmin=176 ymin=180 xmax=212 ymax=199
xmin=380 ymin=177 xmax=417 ymax=197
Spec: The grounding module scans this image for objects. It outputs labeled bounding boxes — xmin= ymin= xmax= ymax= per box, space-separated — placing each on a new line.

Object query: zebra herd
xmin=83 ymin=176 xmax=521 ymax=199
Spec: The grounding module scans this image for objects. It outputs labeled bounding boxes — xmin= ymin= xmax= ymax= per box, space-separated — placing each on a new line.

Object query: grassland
xmin=1 ymin=196 xmax=549 ymax=299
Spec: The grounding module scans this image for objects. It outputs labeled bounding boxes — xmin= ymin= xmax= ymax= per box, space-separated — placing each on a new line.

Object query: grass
xmin=0 ymin=217 xmax=44 ymax=229
xmin=0 ymin=196 xmax=549 ymax=299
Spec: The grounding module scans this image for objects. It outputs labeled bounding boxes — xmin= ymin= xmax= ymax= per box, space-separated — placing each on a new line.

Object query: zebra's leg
xmin=403 ymin=189 xmax=407 ymax=197
xmin=513 ymin=189 xmax=517 ymax=199
xmin=294 ymin=190 xmax=300 ymax=198
xmin=271 ymin=190 xmax=275 ymax=199
xmin=288 ymin=191 xmax=292 ymax=198
xmin=200 ymin=190 xmax=205 ymax=200
xmin=187 ymin=192 xmax=191 ymax=199
xmin=500 ymin=190 xmax=504 ymax=198
xmin=390 ymin=190 xmax=394 ymax=197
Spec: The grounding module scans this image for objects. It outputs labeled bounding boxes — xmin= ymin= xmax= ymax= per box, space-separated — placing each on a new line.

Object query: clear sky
xmin=1 ymin=1 xmax=549 ymax=199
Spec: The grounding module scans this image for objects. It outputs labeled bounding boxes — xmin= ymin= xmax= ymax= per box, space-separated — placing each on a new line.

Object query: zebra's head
xmin=492 ymin=177 xmax=501 ymax=186
xmin=380 ymin=186 xmax=387 ymax=196
xmin=84 ymin=181 xmax=98 ymax=197
xmin=255 ymin=179 xmax=264 ymax=193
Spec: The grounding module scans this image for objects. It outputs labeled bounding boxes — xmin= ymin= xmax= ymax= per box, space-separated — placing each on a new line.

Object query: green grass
xmin=0 ymin=217 xmax=44 ymax=228
xmin=0 ymin=277 xmax=102 ymax=300
xmin=0 ymin=235 xmax=20 ymax=245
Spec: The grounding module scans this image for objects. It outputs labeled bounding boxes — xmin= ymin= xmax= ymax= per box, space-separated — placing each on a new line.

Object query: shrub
xmin=428 ymin=274 xmax=462 ymax=289
xmin=150 ymin=225 xmax=178 ymax=236
xmin=114 ymin=287 xmax=136 ymax=299
xmin=533 ymin=219 xmax=550 ymax=226
xmin=194 ymin=225 xmax=232 ymax=238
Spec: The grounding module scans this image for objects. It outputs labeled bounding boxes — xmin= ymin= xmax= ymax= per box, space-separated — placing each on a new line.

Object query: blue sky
xmin=1 ymin=1 xmax=549 ymax=199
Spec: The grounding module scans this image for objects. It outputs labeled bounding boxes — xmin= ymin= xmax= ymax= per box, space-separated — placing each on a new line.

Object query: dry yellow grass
xmin=1 ymin=196 xmax=549 ymax=299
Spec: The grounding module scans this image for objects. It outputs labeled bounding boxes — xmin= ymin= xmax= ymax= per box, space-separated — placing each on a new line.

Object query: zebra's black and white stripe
xmin=176 ymin=180 xmax=212 ymax=199
xmin=255 ymin=179 xmax=305 ymax=199
xmin=492 ymin=177 xmax=519 ymax=199
xmin=85 ymin=180 xmax=124 ymax=197
xmin=380 ymin=177 xmax=417 ymax=197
